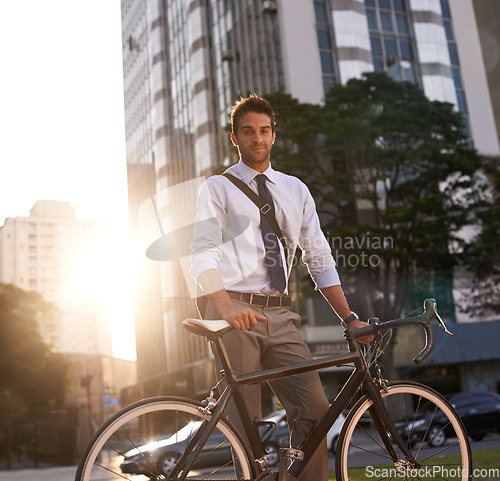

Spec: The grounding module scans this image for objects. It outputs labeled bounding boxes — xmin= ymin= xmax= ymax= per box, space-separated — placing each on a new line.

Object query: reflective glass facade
xmin=365 ymin=0 xmax=417 ymax=83
xmin=314 ymin=0 xmax=339 ymax=94
xmin=121 ymin=0 xmax=154 ymax=166
xmin=440 ymin=0 xmax=470 ymax=136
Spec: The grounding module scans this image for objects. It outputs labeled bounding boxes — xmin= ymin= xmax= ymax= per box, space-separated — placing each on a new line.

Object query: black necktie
xmin=255 ymin=174 xmax=286 ymax=293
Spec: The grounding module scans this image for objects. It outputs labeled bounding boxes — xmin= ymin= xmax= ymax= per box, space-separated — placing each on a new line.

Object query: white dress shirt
xmin=190 ymin=160 xmax=341 ymax=295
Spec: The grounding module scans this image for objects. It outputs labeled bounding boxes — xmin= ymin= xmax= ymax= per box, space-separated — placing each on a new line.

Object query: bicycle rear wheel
xmin=75 ymin=396 xmax=254 ymax=481
xmin=336 ymin=381 xmax=471 ymax=481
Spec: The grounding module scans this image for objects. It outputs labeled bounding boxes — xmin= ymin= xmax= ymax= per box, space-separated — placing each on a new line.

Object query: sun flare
xmin=72 ymin=227 xmax=140 ymax=361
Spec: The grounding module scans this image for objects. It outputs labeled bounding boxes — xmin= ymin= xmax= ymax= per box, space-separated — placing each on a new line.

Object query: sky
xmin=0 ymin=1 xmax=137 ymax=360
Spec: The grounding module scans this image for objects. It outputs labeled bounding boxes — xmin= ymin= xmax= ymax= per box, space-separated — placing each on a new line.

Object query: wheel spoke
xmin=75 ymin=397 xmax=253 ymax=481
xmin=418 ymin=440 xmax=461 ymax=463
xmin=354 ymin=421 xmax=394 ymax=457
xmin=336 ymin=383 xmax=471 ymax=481
xmin=348 ymin=442 xmax=396 ymax=461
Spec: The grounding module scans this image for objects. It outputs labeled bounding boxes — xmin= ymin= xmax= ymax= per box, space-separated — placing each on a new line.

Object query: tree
xmin=265 ymin=73 xmax=490 ymax=375
xmin=0 ymin=283 xmax=68 ymax=465
xmin=459 ymin=156 xmax=500 ymax=317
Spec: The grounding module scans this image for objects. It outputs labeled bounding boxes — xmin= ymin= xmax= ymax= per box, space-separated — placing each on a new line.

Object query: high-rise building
xmin=471 ymin=0 xmax=500 ymax=146
xmin=0 ymin=200 xmax=113 ymax=356
xmin=120 ymin=0 xmax=500 ymax=399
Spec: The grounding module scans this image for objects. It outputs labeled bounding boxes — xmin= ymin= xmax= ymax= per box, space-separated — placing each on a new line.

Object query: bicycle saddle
xmin=183 ymin=318 xmax=233 ymax=337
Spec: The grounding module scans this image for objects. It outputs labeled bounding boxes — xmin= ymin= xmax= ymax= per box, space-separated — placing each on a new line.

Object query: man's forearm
xmin=196 ymin=269 xmax=267 ymax=330
xmin=197 ymin=269 xmax=235 ymax=314
xmin=320 ymin=285 xmax=373 ymax=343
xmin=319 ymin=285 xmax=352 ymax=321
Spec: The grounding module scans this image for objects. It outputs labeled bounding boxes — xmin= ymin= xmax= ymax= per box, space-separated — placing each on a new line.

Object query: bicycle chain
xmin=255 ymin=471 xmax=279 ymax=481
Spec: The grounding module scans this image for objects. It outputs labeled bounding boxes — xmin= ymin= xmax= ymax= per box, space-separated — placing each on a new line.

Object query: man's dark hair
xmin=231 ymin=94 xmax=276 ymax=135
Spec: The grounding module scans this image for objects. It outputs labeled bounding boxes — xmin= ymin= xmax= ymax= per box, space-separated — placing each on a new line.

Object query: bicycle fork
xmin=168 ymin=388 xmax=233 ymax=481
xmin=364 ymin=378 xmax=421 ymax=469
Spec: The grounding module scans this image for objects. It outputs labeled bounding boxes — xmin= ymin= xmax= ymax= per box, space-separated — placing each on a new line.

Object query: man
xmin=190 ymin=95 xmax=371 ymax=480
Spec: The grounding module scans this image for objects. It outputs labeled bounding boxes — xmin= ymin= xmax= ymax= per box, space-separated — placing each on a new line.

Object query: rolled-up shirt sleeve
xmin=190 ymin=180 xmax=224 ymax=280
xmin=298 ymin=185 xmax=341 ymax=289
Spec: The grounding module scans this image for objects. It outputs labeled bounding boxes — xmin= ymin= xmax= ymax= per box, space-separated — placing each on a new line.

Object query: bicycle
xmin=75 ymin=298 xmax=472 ymax=481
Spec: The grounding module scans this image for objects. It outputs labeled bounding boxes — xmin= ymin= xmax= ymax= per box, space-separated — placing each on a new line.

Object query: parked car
xmin=396 ymin=391 xmax=500 ymax=447
xmin=120 ymin=408 xmax=346 ymax=477
xmin=448 ymin=391 xmax=500 ymax=441
xmin=120 ymin=420 xmax=235 ymax=477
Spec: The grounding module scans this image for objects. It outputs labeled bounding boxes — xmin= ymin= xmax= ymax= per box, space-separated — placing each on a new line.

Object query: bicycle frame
xmin=176 ymin=327 xmax=419 ymax=481
xmin=73 ymin=300 xmax=461 ymax=481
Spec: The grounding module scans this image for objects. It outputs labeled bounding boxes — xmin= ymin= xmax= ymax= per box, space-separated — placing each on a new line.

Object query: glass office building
xmin=120 ymin=0 xmax=499 ymax=399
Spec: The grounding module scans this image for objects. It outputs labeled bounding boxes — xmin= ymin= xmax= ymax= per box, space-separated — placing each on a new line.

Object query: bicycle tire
xmin=75 ymin=396 xmax=255 ymax=481
xmin=336 ymin=381 xmax=472 ymax=481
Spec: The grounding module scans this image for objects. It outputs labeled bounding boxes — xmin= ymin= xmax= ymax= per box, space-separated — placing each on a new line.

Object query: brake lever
xmin=432 ymin=303 xmax=453 ymax=336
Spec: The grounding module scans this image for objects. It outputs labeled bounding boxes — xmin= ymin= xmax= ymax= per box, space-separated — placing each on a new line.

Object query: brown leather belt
xmin=227 ymin=290 xmax=291 ymax=307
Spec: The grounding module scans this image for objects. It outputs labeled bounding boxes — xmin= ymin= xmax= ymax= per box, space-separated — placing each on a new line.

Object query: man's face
xmin=231 ymin=111 xmax=276 ymax=171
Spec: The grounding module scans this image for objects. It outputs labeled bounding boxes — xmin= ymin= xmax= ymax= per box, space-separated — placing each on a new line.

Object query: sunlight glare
xmin=72 ymin=227 xmax=141 ymax=361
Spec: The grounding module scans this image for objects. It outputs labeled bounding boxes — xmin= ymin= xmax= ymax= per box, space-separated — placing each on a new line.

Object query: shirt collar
xmin=235 ymin=160 xmax=278 ymax=185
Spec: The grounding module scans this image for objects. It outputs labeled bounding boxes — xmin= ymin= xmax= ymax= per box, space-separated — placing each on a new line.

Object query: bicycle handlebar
xmin=185 ymin=298 xmax=452 ymax=366
xmin=350 ymin=298 xmax=452 ymax=364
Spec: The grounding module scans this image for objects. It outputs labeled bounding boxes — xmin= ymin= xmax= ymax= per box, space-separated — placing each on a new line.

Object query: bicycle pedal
xmin=279 ymin=447 xmax=304 ymax=461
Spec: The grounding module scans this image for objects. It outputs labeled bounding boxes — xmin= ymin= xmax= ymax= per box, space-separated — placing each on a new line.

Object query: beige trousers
xmin=205 ymin=299 xmax=330 ymax=481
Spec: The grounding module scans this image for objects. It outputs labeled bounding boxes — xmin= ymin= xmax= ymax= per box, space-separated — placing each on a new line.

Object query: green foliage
xmin=459 ymin=156 xmax=500 ymax=316
xmin=0 ymin=283 xmax=68 ymax=422
xmin=264 ymin=73 xmax=489 ymax=322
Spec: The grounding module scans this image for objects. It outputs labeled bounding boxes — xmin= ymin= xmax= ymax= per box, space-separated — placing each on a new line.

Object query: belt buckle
xmin=249 ymin=293 xmax=263 ymax=305
xmin=250 ymin=293 xmax=269 ymax=306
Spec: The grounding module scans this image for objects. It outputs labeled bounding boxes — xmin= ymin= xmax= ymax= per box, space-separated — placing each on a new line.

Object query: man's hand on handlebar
xmin=348 ymin=319 xmax=374 ymax=344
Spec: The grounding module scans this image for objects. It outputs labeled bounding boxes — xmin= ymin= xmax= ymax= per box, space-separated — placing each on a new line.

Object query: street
xmin=0 ymin=465 xmax=77 ymax=481
xmin=0 ymin=433 xmax=498 ymax=481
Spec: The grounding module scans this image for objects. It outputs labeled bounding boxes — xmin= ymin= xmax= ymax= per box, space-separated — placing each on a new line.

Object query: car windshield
xmin=417 ymin=400 xmax=444 ymax=415
xmin=166 ymin=421 xmax=202 ymax=443
xmin=124 ymin=421 xmax=202 ymax=458
xmin=264 ymin=410 xmax=285 ymax=425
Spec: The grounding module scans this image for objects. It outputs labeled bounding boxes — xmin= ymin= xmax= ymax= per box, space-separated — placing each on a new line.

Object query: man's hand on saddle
xmin=348 ymin=318 xmax=374 ymax=344
xmin=198 ymin=270 xmax=266 ymax=330
xmin=221 ymin=303 xmax=267 ymax=331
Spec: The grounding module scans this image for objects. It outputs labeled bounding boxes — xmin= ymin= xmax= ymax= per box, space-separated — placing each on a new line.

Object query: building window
xmin=440 ymin=0 xmax=470 ymax=136
xmin=314 ymin=1 xmax=328 ymax=22
xmin=365 ymin=0 xmax=417 ymax=84
xmin=314 ymin=0 xmax=337 ymax=94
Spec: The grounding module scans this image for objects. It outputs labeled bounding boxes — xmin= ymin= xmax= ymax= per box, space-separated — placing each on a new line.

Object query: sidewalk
xmin=0 ymin=465 xmax=77 ymax=481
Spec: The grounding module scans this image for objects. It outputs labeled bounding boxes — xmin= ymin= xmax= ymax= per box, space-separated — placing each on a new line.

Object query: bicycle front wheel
xmin=336 ymin=381 xmax=472 ymax=481
xmin=75 ymin=396 xmax=254 ymax=481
